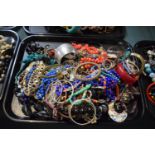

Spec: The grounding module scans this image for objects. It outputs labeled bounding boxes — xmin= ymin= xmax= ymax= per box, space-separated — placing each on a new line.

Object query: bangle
xmin=55 ymin=43 xmax=77 ymax=64
xmin=74 ymin=62 xmax=101 ymax=81
xmin=130 ymin=53 xmax=145 ymax=75
xmin=102 ymin=59 xmax=115 ymax=70
xmin=123 ymin=59 xmax=140 ymax=75
xmin=115 ymin=63 xmax=138 ymax=85
xmin=146 ymin=82 xmax=155 ymax=105
xmin=68 ymin=98 xmax=97 ymax=126
xmin=67 ymin=84 xmax=92 ymax=103
xmin=57 ymin=80 xmax=74 ymax=105
xmin=44 ymin=80 xmax=63 ymax=109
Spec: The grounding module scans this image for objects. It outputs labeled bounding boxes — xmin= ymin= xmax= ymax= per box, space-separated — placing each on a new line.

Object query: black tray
xmin=23 ymin=26 xmax=125 ymax=40
xmin=0 ymin=27 xmax=17 ymax=31
xmin=3 ymin=35 xmax=144 ymax=126
xmin=0 ymin=30 xmax=19 ymax=100
xmin=134 ymin=41 xmax=155 ymax=119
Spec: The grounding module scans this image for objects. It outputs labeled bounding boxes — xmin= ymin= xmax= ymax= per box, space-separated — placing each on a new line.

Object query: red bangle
xmin=146 ymin=82 xmax=155 ymax=105
xmin=115 ymin=63 xmax=139 ymax=85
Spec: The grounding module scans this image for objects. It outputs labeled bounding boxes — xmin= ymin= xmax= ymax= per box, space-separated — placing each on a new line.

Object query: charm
xmin=108 ymin=101 xmax=128 ymax=123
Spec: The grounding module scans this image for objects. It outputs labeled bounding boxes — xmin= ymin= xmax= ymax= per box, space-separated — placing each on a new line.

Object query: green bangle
xmin=67 ymin=84 xmax=91 ymax=103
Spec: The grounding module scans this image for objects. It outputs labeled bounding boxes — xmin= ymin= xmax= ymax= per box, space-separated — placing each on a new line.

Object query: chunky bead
xmin=146 ymin=67 xmax=152 ymax=74
xmin=145 ymin=63 xmax=150 ymax=68
xmin=149 ymin=73 xmax=155 ymax=78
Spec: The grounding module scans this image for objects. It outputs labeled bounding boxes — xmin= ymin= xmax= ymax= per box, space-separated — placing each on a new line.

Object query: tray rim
xmin=23 ymin=26 xmax=126 ymax=40
xmin=0 ymin=26 xmax=17 ymax=31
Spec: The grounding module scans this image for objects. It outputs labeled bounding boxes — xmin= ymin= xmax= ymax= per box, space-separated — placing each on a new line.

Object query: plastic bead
xmin=145 ymin=63 xmax=150 ymax=68
xmin=146 ymin=67 xmax=152 ymax=74
xmin=149 ymin=73 xmax=155 ymax=78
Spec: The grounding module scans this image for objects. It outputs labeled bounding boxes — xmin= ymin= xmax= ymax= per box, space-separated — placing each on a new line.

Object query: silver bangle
xmin=55 ymin=43 xmax=77 ymax=64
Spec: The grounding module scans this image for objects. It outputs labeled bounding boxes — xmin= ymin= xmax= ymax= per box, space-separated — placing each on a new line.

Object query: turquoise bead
xmin=145 ymin=63 xmax=150 ymax=68
xmin=146 ymin=67 xmax=152 ymax=74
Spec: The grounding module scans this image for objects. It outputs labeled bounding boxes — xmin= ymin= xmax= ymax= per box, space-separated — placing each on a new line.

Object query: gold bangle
xmin=130 ymin=53 xmax=145 ymax=75
xmin=74 ymin=62 xmax=101 ymax=81
xmin=102 ymin=59 xmax=116 ymax=70
xmin=68 ymin=99 xmax=97 ymax=126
